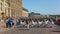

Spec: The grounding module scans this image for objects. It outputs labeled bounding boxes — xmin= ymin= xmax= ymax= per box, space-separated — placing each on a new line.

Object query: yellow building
xmin=0 ymin=0 xmax=29 ymax=18
xmin=0 ymin=0 xmax=22 ymax=18
xmin=0 ymin=0 xmax=6 ymax=18
xmin=22 ymin=8 xmax=28 ymax=18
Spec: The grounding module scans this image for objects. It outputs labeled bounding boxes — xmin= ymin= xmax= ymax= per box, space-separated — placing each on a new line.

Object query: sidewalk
xmin=0 ymin=22 xmax=16 ymax=32
xmin=0 ymin=22 xmax=10 ymax=32
xmin=0 ymin=28 xmax=9 ymax=32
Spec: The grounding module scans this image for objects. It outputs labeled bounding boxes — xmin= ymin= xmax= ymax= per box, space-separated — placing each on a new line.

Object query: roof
xmin=29 ymin=12 xmax=40 ymax=15
xmin=22 ymin=8 xmax=28 ymax=12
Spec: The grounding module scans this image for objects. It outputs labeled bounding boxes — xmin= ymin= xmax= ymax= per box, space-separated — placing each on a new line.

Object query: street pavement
xmin=0 ymin=24 xmax=60 ymax=34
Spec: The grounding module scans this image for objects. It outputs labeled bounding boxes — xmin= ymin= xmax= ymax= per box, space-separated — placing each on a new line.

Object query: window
xmin=1 ymin=3 xmax=2 ymax=11
xmin=5 ymin=8 xmax=6 ymax=13
xmin=0 ymin=3 xmax=1 ymax=11
xmin=0 ymin=2 xmax=2 ymax=11
xmin=8 ymin=8 xmax=10 ymax=16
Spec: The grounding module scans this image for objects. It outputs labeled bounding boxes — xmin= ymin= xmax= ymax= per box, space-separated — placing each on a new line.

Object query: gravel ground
xmin=0 ymin=24 xmax=60 ymax=34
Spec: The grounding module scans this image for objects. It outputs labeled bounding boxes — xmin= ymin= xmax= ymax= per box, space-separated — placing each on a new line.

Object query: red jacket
xmin=57 ymin=18 xmax=60 ymax=24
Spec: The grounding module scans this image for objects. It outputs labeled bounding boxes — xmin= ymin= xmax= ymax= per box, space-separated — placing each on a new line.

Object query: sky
xmin=22 ymin=0 xmax=60 ymax=15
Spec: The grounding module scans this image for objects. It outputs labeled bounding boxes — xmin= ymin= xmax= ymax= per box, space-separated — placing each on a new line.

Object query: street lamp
xmin=1 ymin=12 xmax=5 ymax=18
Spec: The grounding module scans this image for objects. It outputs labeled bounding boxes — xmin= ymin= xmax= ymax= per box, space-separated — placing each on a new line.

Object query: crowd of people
xmin=0 ymin=16 xmax=60 ymax=30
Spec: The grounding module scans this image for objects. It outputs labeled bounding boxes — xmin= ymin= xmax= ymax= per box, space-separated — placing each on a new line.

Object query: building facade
xmin=22 ymin=8 xmax=28 ymax=17
xmin=0 ymin=0 xmax=6 ymax=18
xmin=10 ymin=0 xmax=22 ymax=17
xmin=0 ymin=0 xmax=22 ymax=18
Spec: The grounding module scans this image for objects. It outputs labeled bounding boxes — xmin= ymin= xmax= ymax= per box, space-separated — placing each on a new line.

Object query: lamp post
xmin=1 ymin=12 xmax=5 ymax=18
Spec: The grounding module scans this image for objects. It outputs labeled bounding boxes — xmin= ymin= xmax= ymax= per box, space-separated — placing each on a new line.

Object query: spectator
xmin=6 ymin=17 xmax=12 ymax=28
xmin=26 ymin=18 xmax=30 ymax=30
xmin=57 ymin=17 xmax=60 ymax=26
